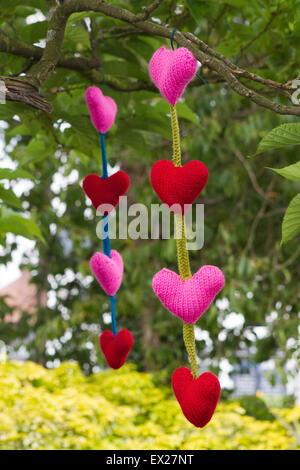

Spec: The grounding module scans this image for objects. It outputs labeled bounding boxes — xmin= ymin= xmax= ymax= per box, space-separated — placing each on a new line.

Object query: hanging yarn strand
xmin=170 ymin=105 xmax=192 ymax=280
xmin=170 ymin=104 xmax=197 ymax=378
xmin=170 ymin=105 xmax=181 ymax=167
xmin=99 ymin=131 xmax=118 ymax=338
xmin=149 ymin=45 xmax=224 ymax=428
xmin=183 ymin=323 xmax=198 ymax=379
xmin=175 ymin=214 xmax=192 ymax=281
xmin=100 ymin=132 xmax=109 ymax=179
xmin=83 ymin=85 xmax=133 ymax=369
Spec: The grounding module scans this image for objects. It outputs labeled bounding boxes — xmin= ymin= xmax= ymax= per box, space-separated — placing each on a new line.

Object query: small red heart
xmin=82 ymin=171 xmax=130 ymax=213
xmin=172 ymin=367 xmax=220 ymax=428
xmin=151 ymin=160 xmax=208 ymax=214
xmin=100 ymin=329 xmax=134 ymax=369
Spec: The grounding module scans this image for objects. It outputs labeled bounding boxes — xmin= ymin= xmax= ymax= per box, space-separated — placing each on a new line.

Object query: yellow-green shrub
xmin=0 ymin=361 xmax=299 ymax=450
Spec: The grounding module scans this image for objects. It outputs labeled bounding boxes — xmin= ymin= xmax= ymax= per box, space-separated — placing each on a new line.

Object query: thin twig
xmin=236 ymin=13 xmax=277 ymax=63
xmin=244 ymin=180 xmax=275 ymax=255
xmin=233 ymin=148 xmax=269 ymax=199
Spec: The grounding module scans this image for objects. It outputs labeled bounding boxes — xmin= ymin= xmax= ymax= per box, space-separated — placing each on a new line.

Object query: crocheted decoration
xmin=151 ymin=160 xmax=208 ymax=214
xmin=149 ymin=47 xmax=197 ymax=106
xmin=90 ymin=250 xmax=124 ymax=296
xmin=82 ymin=86 xmax=133 ymax=369
xmin=82 ymin=171 xmax=130 ymax=214
xmin=85 ymin=86 xmax=117 ymax=133
xmin=100 ymin=329 xmax=134 ymax=370
xmin=152 ymin=265 xmax=225 ymax=324
xmin=172 ymin=367 xmax=221 ymax=428
xmin=148 ymin=45 xmax=224 ymax=428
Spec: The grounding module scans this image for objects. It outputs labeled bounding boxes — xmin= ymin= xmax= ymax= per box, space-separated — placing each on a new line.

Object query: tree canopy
xmin=0 ymin=0 xmax=299 ymax=385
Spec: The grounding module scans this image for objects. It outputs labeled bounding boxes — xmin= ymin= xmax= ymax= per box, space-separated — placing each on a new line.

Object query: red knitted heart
xmin=100 ymin=329 xmax=134 ymax=369
xmin=172 ymin=367 xmax=221 ymax=428
xmin=82 ymin=171 xmax=130 ymax=214
xmin=151 ymin=160 xmax=208 ymax=214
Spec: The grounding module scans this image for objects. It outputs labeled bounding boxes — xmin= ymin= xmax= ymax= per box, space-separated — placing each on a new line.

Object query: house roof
xmin=0 ymin=269 xmax=46 ymax=321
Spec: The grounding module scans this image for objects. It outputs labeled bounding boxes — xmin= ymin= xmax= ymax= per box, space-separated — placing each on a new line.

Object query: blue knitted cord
xmin=100 ymin=132 xmax=117 ymax=337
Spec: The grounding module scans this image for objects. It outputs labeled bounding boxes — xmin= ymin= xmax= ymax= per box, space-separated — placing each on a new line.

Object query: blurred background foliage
xmin=0 ymin=361 xmax=299 ymax=450
xmin=0 ymin=0 xmax=299 ymax=394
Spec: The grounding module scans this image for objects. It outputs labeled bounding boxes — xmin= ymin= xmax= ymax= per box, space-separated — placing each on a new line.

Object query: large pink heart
xmin=90 ymin=250 xmax=123 ymax=296
xmin=152 ymin=265 xmax=225 ymax=324
xmin=85 ymin=86 xmax=117 ymax=133
xmin=149 ymin=47 xmax=197 ymax=105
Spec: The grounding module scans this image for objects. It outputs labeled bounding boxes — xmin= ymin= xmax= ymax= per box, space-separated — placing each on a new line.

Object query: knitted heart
xmin=149 ymin=47 xmax=197 ymax=106
xmin=90 ymin=250 xmax=123 ymax=296
xmin=100 ymin=329 xmax=134 ymax=369
xmin=172 ymin=367 xmax=221 ymax=428
xmin=85 ymin=86 xmax=117 ymax=134
xmin=151 ymin=160 xmax=208 ymax=214
xmin=152 ymin=265 xmax=225 ymax=324
xmin=82 ymin=171 xmax=129 ymax=214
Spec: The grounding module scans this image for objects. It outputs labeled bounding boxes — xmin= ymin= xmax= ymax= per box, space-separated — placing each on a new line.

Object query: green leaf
xmin=176 ymin=102 xmax=199 ymax=124
xmin=19 ymin=21 xmax=48 ymax=43
xmin=0 ymin=213 xmax=44 ymax=241
xmin=102 ymin=59 xmax=148 ymax=81
xmin=186 ymin=0 xmax=209 ymax=25
xmin=0 ymin=102 xmax=28 ymax=120
xmin=20 ymin=135 xmax=52 ymax=166
xmin=115 ymin=129 xmax=151 ymax=159
xmin=253 ymin=123 xmax=300 ymax=156
xmin=7 ymin=123 xmax=31 ymax=137
xmin=65 ymin=24 xmax=91 ymax=50
xmin=68 ymin=12 xmax=102 ymax=22
xmin=69 ymin=149 xmax=89 ymax=167
xmin=268 ymin=161 xmax=300 ymax=181
xmin=126 ymin=37 xmax=155 ymax=61
xmin=211 ymin=0 xmax=249 ymax=5
xmin=0 ymin=185 xmax=22 ymax=209
xmin=281 ymin=193 xmax=300 ymax=244
xmin=153 ymin=100 xmax=199 ymax=124
xmin=0 ymin=168 xmax=34 ymax=181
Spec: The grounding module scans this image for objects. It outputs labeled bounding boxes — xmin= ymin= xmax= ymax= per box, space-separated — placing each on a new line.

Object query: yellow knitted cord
xmin=170 ymin=105 xmax=197 ymax=379
xmin=170 ymin=104 xmax=181 ymax=167
xmin=175 ymin=214 xmax=191 ymax=280
xmin=183 ymin=323 xmax=198 ymax=379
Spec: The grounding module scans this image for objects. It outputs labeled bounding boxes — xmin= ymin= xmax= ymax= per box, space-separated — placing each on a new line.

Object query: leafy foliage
xmin=281 ymin=194 xmax=300 ymax=244
xmin=254 ymin=124 xmax=300 ymax=156
xmin=0 ymin=1 xmax=299 ymax=386
xmin=0 ymin=361 xmax=299 ymax=450
xmin=269 ymin=162 xmax=300 ymax=181
xmin=254 ymin=123 xmax=300 ymax=243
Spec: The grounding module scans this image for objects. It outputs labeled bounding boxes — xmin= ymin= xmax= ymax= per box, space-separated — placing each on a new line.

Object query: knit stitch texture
xmin=172 ymin=367 xmax=221 ymax=428
xmin=149 ymin=47 xmax=197 ymax=106
xmin=152 ymin=265 xmax=225 ymax=324
xmin=151 ymin=159 xmax=208 ymax=214
xmin=90 ymin=250 xmax=124 ymax=296
xmin=82 ymin=171 xmax=130 ymax=214
xmin=85 ymin=86 xmax=117 ymax=133
xmin=183 ymin=323 xmax=197 ymax=379
xmin=100 ymin=329 xmax=134 ymax=369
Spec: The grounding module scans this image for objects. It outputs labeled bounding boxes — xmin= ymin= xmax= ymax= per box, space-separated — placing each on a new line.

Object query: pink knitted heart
xmin=90 ymin=250 xmax=123 ymax=296
xmin=149 ymin=47 xmax=197 ymax=105
xmin=152 ymin=265 xmax=225 ymax=324
xmin=85 ymin=86 xmax=117 ymax=133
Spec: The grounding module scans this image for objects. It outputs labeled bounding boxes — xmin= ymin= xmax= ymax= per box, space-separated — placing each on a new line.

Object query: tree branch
xmin=137 ymin=0 xmax=164 ymax=21
xmin=236 ymin=13 xmax=277 ymax=63
xmin=0 ymin=76 xmax=52 ymax=113
xmin=233 ymin=148 xmax=269 ymax=199
xmin=0 ymin=0 xmax=299 ymax=117
xmin=60 ymin=1 xmax=300 ymax=116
